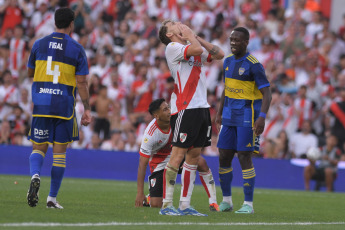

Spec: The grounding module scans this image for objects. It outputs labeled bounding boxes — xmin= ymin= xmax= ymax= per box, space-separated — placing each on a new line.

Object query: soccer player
xmin=215 ymin=27 xmax=272 ymax=214
xmin=135 ymin=99 xmax=219 ymax=211
xmin=26 ymin=8 xmax=91 ymax=209
xmin=158 ymin=20 xmax=224 ymax=216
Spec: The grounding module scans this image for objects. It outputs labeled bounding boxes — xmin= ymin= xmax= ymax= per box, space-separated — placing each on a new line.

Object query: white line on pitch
xmin=1 ymin=222 xmax=345 ymax=227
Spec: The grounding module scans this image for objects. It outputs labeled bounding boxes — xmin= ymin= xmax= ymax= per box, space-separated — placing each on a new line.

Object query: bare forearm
xmin=260 ymin=87 xmax=272 ymax=114
xmin=196 ymin=36 xmax=224 ymax=60
xmin=137 ymin=160 xmax=148 ymax=194
xmin=187 ymin=35 xmax=203 ymax=56
xmin=77 ymin=81 xmax=90 ymax=110
xmin=217 ymin=90 xmax=225 ymax=115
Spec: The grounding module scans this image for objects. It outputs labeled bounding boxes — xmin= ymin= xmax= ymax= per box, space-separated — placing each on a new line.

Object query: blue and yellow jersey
xmin=27 ymin=32 xmax=89 ymax=120
xmin=222 ymin=52 xmax=270 ymax=127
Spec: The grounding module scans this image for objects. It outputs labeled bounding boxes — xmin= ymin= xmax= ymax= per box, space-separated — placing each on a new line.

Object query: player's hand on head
xmin=253 ymin=117 xmax=265 ymax=136
xmin=177 ymin=24 xmax=194 ymax=40
xmin=81 ymin=110 xmax=92 ymax=126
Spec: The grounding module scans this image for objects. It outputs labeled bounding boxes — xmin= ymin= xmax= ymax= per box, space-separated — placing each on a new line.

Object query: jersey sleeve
xmin=166 ymin=42 xmax=190 ymax=64
xmin=139 ymin=133 xmax=155 ymax=158
xmin=251 ymin=63 xmax=270 ymax=89
xmin=27 ymin=40 xmax=39 ymax=69
xmin=75 ymin=46 xmax=89 ymax=76
xmin=200 ymin=47 xmax=212 ymax=63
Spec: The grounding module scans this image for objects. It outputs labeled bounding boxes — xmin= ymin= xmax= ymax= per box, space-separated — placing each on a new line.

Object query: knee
xmin=197 ymin=157 xmax=209 ymax=172
xmin=149 ymin=198 xmax=162 ymax=208
xmin=218 ymin=149 xmax=235 ymax=167
xmin=324 ymin=168 xmax=333 ymax=177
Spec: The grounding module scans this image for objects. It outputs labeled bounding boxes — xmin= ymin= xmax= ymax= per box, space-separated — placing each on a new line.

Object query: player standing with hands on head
xmin=158 ymin=20 xmax=224 ymax=216
xmin=26 ymin=8 xmax=91 ymax=209
xmin=216 ymin=27 xmax=271 ymax=214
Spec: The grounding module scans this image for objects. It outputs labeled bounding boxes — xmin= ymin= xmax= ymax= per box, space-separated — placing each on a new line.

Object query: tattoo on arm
xmin=82 ymin=99 xmax=90 ymax=110
xmin=210 ymin=45 xmax=220 ymax=55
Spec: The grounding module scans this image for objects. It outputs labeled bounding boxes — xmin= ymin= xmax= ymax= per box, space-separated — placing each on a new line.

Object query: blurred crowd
xmin=0 ymin=0 xmax=345 ymax=160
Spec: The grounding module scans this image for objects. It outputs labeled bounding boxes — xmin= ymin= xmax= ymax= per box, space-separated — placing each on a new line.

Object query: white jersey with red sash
xmin=139 ymin=119 xmax=172 ymax=173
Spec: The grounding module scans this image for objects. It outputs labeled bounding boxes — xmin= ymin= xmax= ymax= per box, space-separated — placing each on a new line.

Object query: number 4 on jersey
xmin=47 ymin=56 xmax=60 ymax=84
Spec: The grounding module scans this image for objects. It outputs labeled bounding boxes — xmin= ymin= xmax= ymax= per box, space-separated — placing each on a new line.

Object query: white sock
xmin=199 ymin=169 xmax=217 ymax=204
xmin=162 ymin=164 xmax=178 ymax=208
xmin=244 ymin=201 xmax=253 ymax=208
xmin=179 ymin=162 xmax=197 ymax=210
xmin=31 ymin=174 xmax=40 ymax=180
xmin=223 ymin=196 xmax=233 ymax=206
xmin=47 ymin=196 xmax=56 ymax=203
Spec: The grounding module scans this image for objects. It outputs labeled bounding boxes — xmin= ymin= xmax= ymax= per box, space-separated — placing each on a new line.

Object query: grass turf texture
xmin=0 ymin=174 xmax=344 ymax=230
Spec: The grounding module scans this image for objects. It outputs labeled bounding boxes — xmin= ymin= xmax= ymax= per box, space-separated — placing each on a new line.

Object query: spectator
xmin=94 ymin=85 xmax=113 ymax=140
xmin=304 ymin=135 xmax=342 ymax=192
xmin=124 ymin=131 xmax=139 ymax=152
xmin=0 ymin=0 xmax=23 ymax=36
xmin=0 ymin=70 xmax=19 ymax=122
xmin=0 ymin=120 xmax=11 ymax=144
xmin=329 ymin=87 xmax=345 ymax=152
xmin=289 ymin=120 xmax=318 ymax=159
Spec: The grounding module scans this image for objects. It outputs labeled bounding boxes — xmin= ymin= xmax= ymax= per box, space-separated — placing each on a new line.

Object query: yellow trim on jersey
xmin=52 ymin=37 xmax=63 ymax=40
xmin=251 ymin=100 xmax=254 ymax=127
xmin=247 ymin=56 xmax=258 ymax=64
xmin=29 ymin=139 xmax=74 ymax=145
xmin=226 ymin=54 xmax=234 ymax=58
xmin=52 ymin=163 xmax=66 ymax=168
xmin=32 ymin=113 xmax=73 ymax=120
xmin=249 ymin=55 xmax=259 ymax=62
xmin=225 ymin=78 xmax=263 ymax=100
xmin=34 ymin=60 xmax=76 ymax=87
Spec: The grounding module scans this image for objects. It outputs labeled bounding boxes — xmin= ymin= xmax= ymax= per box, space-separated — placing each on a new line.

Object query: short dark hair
xmin=148 ymin=98 xmax=165 ymax=115
xmin=55 ymin=8 xmax=75 ymax=29
xmin=234 ymin=27 xmax=250 ymax=41
xmin=159 ymin=20 xmax=173 ymax=46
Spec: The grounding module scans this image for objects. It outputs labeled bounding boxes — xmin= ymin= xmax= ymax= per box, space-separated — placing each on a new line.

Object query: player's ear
xmin=166 ymin=32 xmax=173 ymax=38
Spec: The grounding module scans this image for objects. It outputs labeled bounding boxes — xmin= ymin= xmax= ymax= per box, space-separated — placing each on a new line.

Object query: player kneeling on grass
xmin=135 ymin=99 xmax=219 ymax=211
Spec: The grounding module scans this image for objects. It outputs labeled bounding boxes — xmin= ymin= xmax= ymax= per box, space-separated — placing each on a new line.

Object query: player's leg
xmin=197 ymin=156 xmax=219 ymax=211
xmin=217 ymin=125 xmax=236 ymax=212
xmin=149 ymin=170 xmax=163 ymax=208
xmin=177 ymin=108 xmax=210 ymax=216
xmin=27 ymin=117 xmax=51 ymax=207
xmin=324 ymin=167 xmax=334 ymax=192
xmin=47 ymin=117 xmax=79 ymax=209
xmin=304 ymin=162 xmax=316 ymax=191
xmin=160 ymin=146 xmax=186 ymax=215
xmin=235 ymin=127 xmax=256 ymax=214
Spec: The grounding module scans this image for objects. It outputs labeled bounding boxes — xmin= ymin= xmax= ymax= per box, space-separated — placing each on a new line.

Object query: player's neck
xmin=156 ymin=120 xmax=170 ymax=132
xmin=55 ymin=28 xmax=71 ymax=36
xmin=234 ymin=51 xmax=247 ymax=59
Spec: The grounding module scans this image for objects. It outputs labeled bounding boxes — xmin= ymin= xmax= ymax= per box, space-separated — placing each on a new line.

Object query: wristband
xmin=259 ymin=112 xmax=266 ymax=118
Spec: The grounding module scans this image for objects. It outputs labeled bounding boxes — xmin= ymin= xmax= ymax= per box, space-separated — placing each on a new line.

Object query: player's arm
xmin=254 ymin=86 xmax=272 ymax=136
xmin=28 ymin=67 xmax=35 ymax=78
xmin=196 ymin=36 xmax=224 ymax=60
xmin=76 ymin=75 xmax=91 ymax=126
xmin=215 ymin=89 xmax=225 ymax=131
xmin=135 ymin=155 xmax=149 ymax=207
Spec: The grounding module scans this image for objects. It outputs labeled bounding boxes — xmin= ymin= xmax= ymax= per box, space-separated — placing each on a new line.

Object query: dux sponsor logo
xmin=150 ymin=178 xmax=156 ymax=187
xmin=180 ymin=133 xmax=187 ymax=143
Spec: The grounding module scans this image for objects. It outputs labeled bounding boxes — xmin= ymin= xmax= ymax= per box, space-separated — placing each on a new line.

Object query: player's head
xmin=148 ymin=98 xmax=171 ymax=122
xmin=229 ymin=27 xmax=249 ymax=57
xmin=159 ymin=20 xmax=182 ymax=45
xmin=55 ymin=7 xmax=75 ymax=30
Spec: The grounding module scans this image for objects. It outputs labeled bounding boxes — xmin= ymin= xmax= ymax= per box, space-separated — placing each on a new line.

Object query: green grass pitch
xmin=0 ymin=174 xmax=345 ymax=230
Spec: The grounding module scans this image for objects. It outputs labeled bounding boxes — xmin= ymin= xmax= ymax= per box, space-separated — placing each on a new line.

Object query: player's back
xmin=28 ymin=32 xmax=89 ymax=120
xmin=222 ymin=53 xmax=270 ymax=127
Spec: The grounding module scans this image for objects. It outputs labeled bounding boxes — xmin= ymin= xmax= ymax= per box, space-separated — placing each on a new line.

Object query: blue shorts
xmin=217 ymin=125 xmax=260 ymax=153
xmin=28 ymin=116 xmax=79 ymax=145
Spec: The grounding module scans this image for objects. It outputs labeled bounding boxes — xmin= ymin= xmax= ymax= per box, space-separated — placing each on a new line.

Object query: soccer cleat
xmin=235 ymin=204 xmax=254 ymax=214
xmin=47 ymin=201 xmax=64 ymax=209
xmin=143 ymin=194 xmax=150 ymax=207
xmin=27 ymin=175 xmax=40 ymax=207
xmin=209 ymin=203 xmax=220 ymax=212
xmin=219 ymin=201 xmax=233 ymax=212
xmin=159 ymin=206 xmax=184 ymax=216
xmin=178 ymin=207 xmax=208 ymax=216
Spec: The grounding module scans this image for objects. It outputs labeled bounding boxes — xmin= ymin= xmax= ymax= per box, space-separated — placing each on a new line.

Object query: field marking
xmin=1 ymin=222 xmax=345 ymax=227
